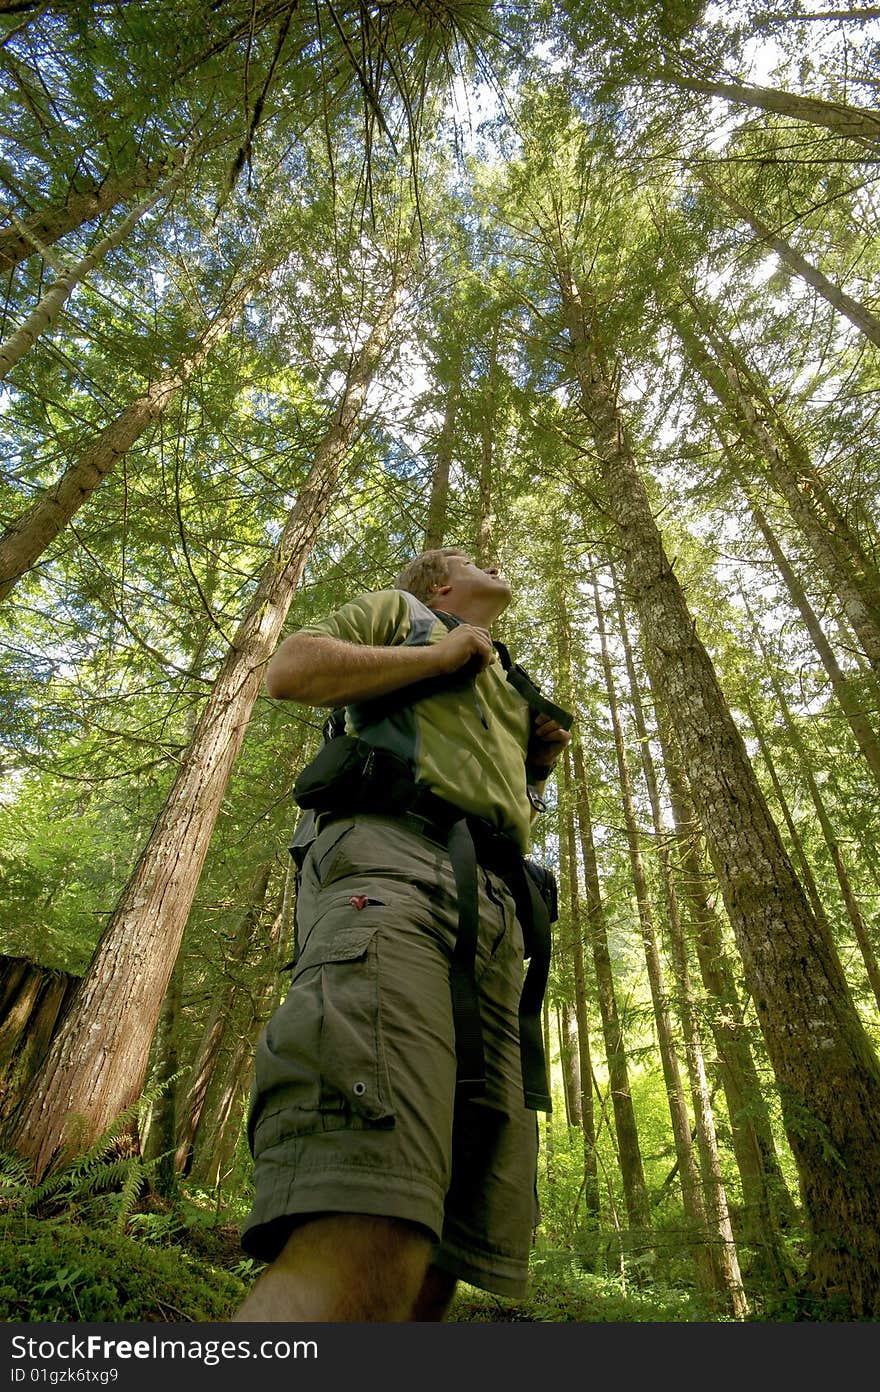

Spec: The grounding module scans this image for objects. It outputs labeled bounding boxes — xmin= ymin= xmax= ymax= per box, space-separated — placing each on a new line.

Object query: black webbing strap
xmin=498 ymin=856 xmax=553 ymax=1110
xmin=404 ymin=792 xmax=553 ymax=1113
xmin=446 ymin=819 xmax=486 ymax=1097
xmin=491 ymin=639 xmax=574 ymax=732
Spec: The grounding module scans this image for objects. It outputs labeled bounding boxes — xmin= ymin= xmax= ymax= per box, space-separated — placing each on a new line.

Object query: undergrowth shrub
xmin=450 ymin=1250 xmax=724 ymax=1323
xmin=0 ymin=1215 xmax=247 ymax=1322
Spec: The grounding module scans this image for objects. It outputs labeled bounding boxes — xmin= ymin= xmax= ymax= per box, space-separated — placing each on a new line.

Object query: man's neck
xmin=431 ymin=605 xmax=499 ymax=629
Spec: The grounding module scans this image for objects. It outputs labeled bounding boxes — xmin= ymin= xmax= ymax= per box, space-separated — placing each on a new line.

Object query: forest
xmin=1 ymin=0 xmax=880 ymax=1327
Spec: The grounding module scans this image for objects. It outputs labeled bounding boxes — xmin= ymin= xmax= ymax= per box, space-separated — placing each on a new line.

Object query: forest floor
xmin=0 ymin=1198 xmax=728 ymax=1324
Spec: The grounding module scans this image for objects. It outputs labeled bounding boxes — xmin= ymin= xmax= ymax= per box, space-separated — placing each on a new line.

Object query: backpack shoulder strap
xmin=492 ymin=639 xmax=574 ymax=730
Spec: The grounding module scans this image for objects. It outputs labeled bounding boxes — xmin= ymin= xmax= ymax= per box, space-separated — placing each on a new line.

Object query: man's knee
xmin=233 ymin=1213 xmax=434 ymax=1322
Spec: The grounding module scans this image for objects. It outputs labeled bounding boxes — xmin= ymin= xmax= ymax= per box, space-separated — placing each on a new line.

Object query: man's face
xmin=437 ymin=553 xmax=512 ymax=616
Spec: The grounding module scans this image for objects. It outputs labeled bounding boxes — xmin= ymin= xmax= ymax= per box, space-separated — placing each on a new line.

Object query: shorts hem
xmin=241 ymin=1165 xmax=446 ymax=1263
xmin=432 ymin=1235 xmax=531 ymax=1299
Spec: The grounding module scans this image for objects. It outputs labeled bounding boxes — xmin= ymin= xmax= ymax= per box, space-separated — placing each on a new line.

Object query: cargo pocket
xmin=249 ymin=906 xmax=395 ymax=1155
xmin=312 ymin=819 xmax=356 ymax=888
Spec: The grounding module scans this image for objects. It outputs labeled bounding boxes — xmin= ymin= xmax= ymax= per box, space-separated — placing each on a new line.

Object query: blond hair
xmin=394 ymin=548 xmax=467 ymax=607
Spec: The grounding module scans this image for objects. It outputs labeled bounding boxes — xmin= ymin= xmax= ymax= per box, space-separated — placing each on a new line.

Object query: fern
xmin=1 ymin=1069 xmax=187 ymax=1220
xmin=0 ymin=1149 xmax=34 ymax=1209
xmin=115 ymin=1158 xmax=146 ymax=1229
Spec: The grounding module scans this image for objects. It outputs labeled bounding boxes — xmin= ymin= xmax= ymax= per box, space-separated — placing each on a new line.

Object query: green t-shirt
xmin=297 ymin=589 xmax=534 ymax=851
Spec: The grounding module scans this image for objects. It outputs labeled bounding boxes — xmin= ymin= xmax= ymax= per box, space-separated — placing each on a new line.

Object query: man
xmin=233 ymin=548 xmax=571 ymax=1322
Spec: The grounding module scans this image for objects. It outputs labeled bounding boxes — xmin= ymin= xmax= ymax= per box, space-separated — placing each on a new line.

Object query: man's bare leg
xmin=410 ymin=1265 xmax=458 ymax=1321
xmin=232 ymin=1214 xmax=433 ymax=1322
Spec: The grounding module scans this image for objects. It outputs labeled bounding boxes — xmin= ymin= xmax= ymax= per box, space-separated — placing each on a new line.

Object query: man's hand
xmin=428 ymin=624 xmax=497 ymax=676
xmin=529 ymin=713 xmax=572 ymax=773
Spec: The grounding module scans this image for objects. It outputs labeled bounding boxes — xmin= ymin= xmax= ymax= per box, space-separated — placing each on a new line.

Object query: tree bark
xmin=0 ymin=971 xmax=70 ymax=1122
xmin=475 ymin=319 xmax=501 ymax=565
xmin=770 ymin=8 xmax=880 ymax=19
xmin=564 ymin=268 xmax=880 ymax=1317
xmin=612 ymin=568 xmax=748 ymax=1317
xmin=0 ymin=167 xmax=185 ymax=381
xmin=142 ymin=964 xmax=181 ymax=1197
xmin=552 ymin=567 xmax=650 ymax=1231
xmin=423 ymin=377 xmax=458 ymax=550
xmin=175 ymin=859 xmax=274 ymax=1170
xmin=190 ymin=882 xmax=291 ymax=1190
xmin=679 ymin=291 xmax=880 ymax=599
xmin=743 ymin=691 xmax=833 ymax=936
xmin=3 ymin=250 xmax=412 ymax=1180
xmin=738 ymin=478 xmax=880 ymax=792
xmin=191 ymin=1031 xmax=254 ymax=1191
xmin=672 ymin=300 xmax=880 ymax=674
xmin=558 ymin=1003 xmax=582 ymax=1127
xmin=559 ymin=785 xmax=602 ymax=1227
xmin=590 ymin=559 xmax=710 ymax=1279
xmin=567 ymin=741 xmax=652 ymax=1233
xmin=662 ymin=71 xmax=880 ymax=146
xmin=656 ymin=719 xmax=800 ymax=1287
xmin=0 ymin=163 xmax=168 ymax=272
xmin=0 ymin=257 xmax=277 ymax=602
xmin=696 ymin=169 xmax=880 ymax=347
xmin=743 ymin=591 xmax=880 ymax=1013
xmin=543 ymin=999 xmax=555 ymax=1190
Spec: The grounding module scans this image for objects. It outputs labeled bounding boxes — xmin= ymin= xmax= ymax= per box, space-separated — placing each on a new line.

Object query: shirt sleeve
xmin=295 ymin=590 xmax=411 ymax=647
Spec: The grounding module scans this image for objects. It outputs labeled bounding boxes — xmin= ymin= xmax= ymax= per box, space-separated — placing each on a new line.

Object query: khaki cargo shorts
xmin=241 ymin=813 xmax=539 ymax=1297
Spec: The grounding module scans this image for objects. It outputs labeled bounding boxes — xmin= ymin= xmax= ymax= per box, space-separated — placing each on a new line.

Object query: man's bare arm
xmin=265 ymin=625 xmax=497 ymax=707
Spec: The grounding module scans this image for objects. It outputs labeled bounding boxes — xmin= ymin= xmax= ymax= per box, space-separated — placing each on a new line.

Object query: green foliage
xmin=1 ymin=0 xmax=880 ymax=1326
xmin=0 ymin=1213 xmax=246 ymax=1322
xmin=451 ymin=1251 xmax=723 ymax=1322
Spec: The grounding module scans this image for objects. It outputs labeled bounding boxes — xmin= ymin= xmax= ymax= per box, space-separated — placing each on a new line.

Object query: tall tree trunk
xmin=657 ymin=719 xmax=800 ymax=1286
xmin=770 ymin=8 xmax=880 ymax=20
xmin=0 ymin=971 xmax=69 ymax=1120
xmin=175 ymin=859 xmax=274 ymax=1171
xmin=564 ymin=268 xmax=880 ymax=1316
xmin=736 ymin=472 xmax=880 ymax=791
xmin=568 ymin=741 xmax=652 ymax=1231
xmin=0 ymin=257 xmax=278 ymax=602
xmin=139 ymin=590 xmax=219 ymax=1173
xmin=192 ymin=1031 xmax=256 ymax=1192
xmin=4 ymin=252 xmax=412 ymax=1180
xmin=678 ymin=292 xmax=880 ymax=606
xmin=0 ymin=162 xmax=171 ymax=272
xmin=0 ymin=166 xmax=186 ymax=380
xmin=558 ymin=1003 xmax=582 ymax=1127
xmin=743 ymin=693 xmax=833 ymax=936
xmin=612 ymin=568 xmax=747 ymax=1317
xmin=559 ymin=787 xmax=602 ymax=1228
xmin=553 ymin=572 xmax=651 ymax=1230
xmin=142 ymin=964 xmax=182 ymax=1198
xmin=190 ymin=883 xmax=291 ymax=1189
xmin=424 ymin=375 xmax=458 ymax=549
xmin=0 ymin=973 xmax=43 ymax=1074
xmin=672 ymin=301 xmax=880 ymax=673
xmin=660 ymin=70 xmax=880 ymax=146
xmin=590 ymin=560 xmax=711 ymax=1283
xmin=543 ymin=999 xmax=555 ymax=1191
xmin=696 ymin=169 xmax=880 ymax=347
xmin=475 ymin=320 xmax=501 ymax=565
xmin=743 ymin=592 xmax=880 ymax=1013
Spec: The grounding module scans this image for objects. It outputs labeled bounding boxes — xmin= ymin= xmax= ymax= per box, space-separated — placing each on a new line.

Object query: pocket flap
xmin=292 ymin=904 xmax=384 ymax=976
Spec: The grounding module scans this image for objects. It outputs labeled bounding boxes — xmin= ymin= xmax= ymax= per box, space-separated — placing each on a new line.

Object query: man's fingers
xmin=533 ymin=715 xmax=568 ymax=736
